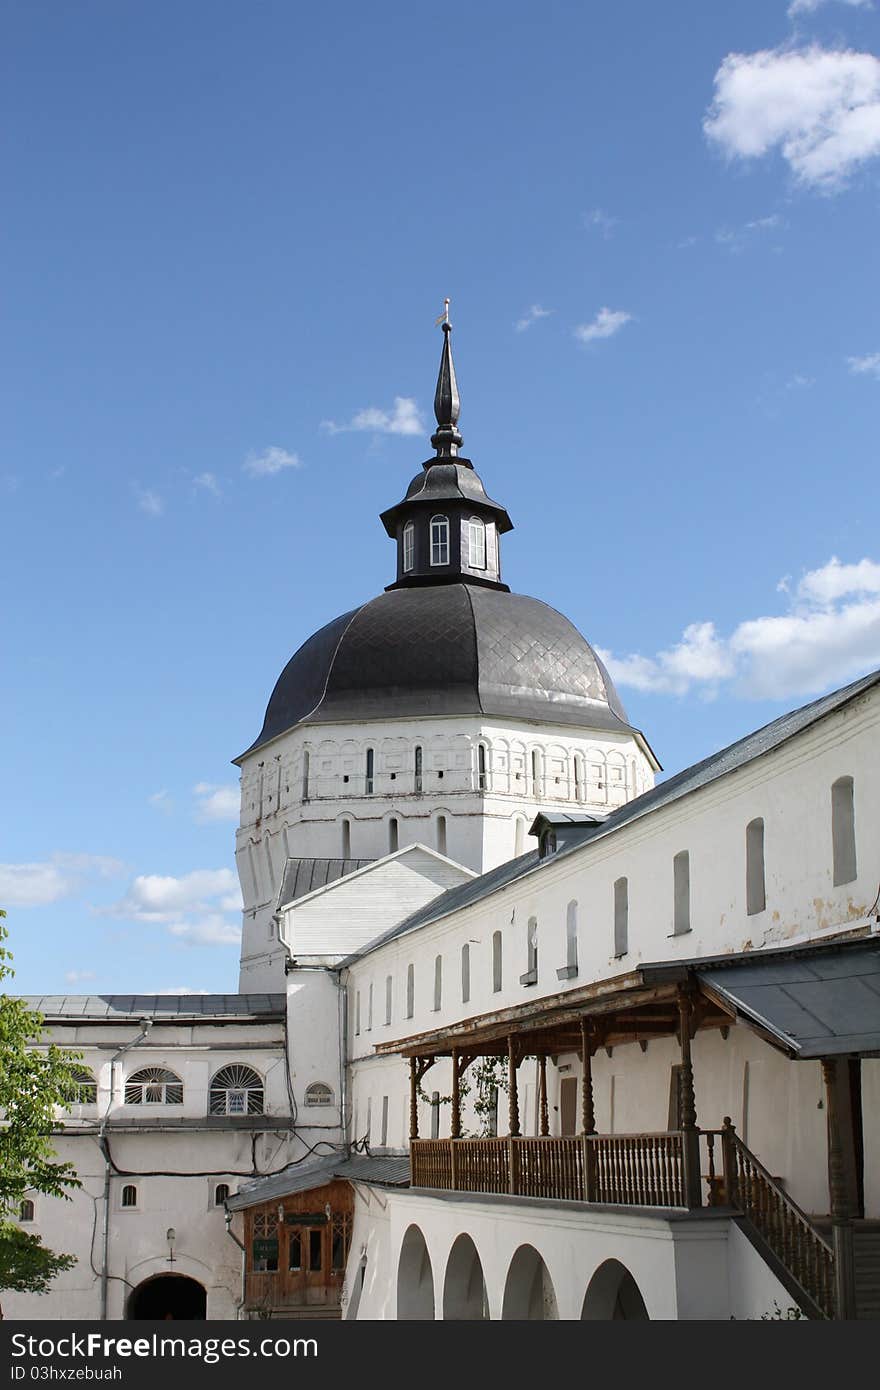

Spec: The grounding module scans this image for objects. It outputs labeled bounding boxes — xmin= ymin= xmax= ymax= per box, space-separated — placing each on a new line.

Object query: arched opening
xmin=128 ymin=1274 xmax=207 ymax=1320
xmin=581 ymin=1259 xmax=649 ymax=1320
xmin=397 ymin=1225 xmax=434 ymax=1319
xmin=501 ymin=1245 xmax=558 ymax=1320
xmin=443 ymin=1234 xmax=488 ymax=1320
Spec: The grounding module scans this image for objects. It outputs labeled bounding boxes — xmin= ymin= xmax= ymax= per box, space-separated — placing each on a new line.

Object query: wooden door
xmin=560 ymin=1076 xmax=578 ymax=1135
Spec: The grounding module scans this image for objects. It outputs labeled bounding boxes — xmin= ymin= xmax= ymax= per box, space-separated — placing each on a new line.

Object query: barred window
xmin=125 ymin=1067 xmax=183 ymax=1105
xmin=304 ymin=1082 xmax=334 ymax=1107
xmin=121 ymin=1185 xmax=137 ymax=1208
xmin=63 ymin=1066 xmax=98 ymax=1106
xmin=209 ymin=1064 xmax=264 ymax=1116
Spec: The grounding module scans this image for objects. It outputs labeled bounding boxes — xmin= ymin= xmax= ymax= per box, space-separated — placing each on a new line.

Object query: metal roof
xmin=226 ymin=1153 xmax=410 ymax=1210
xmin=19 ymin=994 xmax=286 ymax=1022
xmin=346 ymin=667 xmax=880 ymax=958
xmin=697 ymin=941 xmax=880 ymax=1058
xmin=278 ymin=857 xmax=373 ymax=909
xmin=237 ymin=583 xmax=640 ymax=758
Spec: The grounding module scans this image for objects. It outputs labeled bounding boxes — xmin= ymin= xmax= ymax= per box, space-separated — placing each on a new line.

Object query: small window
xmin=832 ymin=776 xmax=857 ymax=886
xmin=514 ymin=816 xmax=525 ymax=856
xmin=380 ymin=1095 xmax=389 ymax=1147
xmin=365 ymin=748 xmax=374 ymax=795
xmin=461 ymin=943 xmax=470 ymax=1004
xmin=209 ymin=1065 xmax=264 ymax=1116
xmin=19 ymin=1199 xmax=35 ymax=1222
xmin=492 ymin=930 xmax=503 ymax=993
xmin=121 ymin=1184 xmax=137 ymax=1209
xmin=614 ymin=877 xmax=629 ymax=957
xmin=467 ymin=516 xmax=486 ymax=569
xmin=309 ymin=1229 xmax=323 ymax=1273
xmin=673 ymin=852 xmax=691 ymax=936
xmin=430 ymin=515 xmax=449 ymax=566
xmin=355 ymin=990 xmax=361 ymax=1036
xmin=125 ymin=1067 xmax=183 ymax=1106
xmin=433 ymin=954 xmax=442 ymax=1012
xmin=531 ymin=748 xmax=542 ymax=798
xmin=367 ymin=982 xmax=373 ymax=1031
xmin=414 ymin=745 xmax=423 ymax=795
xmin=289 ymin=1232 xmax=302 ymax=1272
xmin=573 ymin=753 xmax=585 ymax=803
xmin=405 ymin=963 xmax=414 ymax=1020
xmin=214 ymin=1183 xmax=230 ymax=1206
xmin=63 ymin=1066 xmax=98 ymax=1107
xmin=403 ymin=521 xmax=415 ymax=573
xmin=520 ymin=916 xmax=538 ymax=985
xmin=746 ymin=818 xmax=766 ymax=916
xmin=436 ymin=814 xmax=447 ymax=856
xmin=384 ymin=974 xmax=392 ymax=1026
xmin=304 ymin=1082 xmax=334 ymax=1107
xmin=566 ymin=900 xmax=578 ymax=972
xmin=388 ymin=817 xmax=399 ymax=853
xmin=302 ymin=749 xmax=310 ymax=801
xmin=341 ymin=818 xmax=351 ymax=858
xmin=477 ymin=742 xmax=488 ymax=791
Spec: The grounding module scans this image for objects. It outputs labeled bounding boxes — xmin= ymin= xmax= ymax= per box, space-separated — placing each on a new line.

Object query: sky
xmin=2 ymin=0 xmax=879 ymax=996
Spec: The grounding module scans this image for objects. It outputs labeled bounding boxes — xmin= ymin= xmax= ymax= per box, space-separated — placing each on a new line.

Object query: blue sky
xmin=2 ymin=0 xmax=879 ymax=995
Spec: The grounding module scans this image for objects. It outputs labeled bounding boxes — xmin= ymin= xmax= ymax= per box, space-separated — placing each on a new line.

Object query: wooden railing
xmin=590 ymin=1133 xmax=684 ymax=1206
xmin=724 ymin=1124 xmax=834 ymax=1318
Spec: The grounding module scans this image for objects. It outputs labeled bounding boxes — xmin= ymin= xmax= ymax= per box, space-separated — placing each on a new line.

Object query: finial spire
xmin=431 ymin=298 xmax=463 ymax=458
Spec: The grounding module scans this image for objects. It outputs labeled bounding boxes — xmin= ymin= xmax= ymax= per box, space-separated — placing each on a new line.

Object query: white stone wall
xmin=236 ymin=714 xmax=655 ymax=989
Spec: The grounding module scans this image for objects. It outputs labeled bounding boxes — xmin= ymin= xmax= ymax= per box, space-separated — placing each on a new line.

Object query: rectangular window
xmin=309 ymin=1229 xmax=323 ymax=1273
xmin=288 ymin=1233 xmax=302 ymax=1271
xmin=385 ymin=974 xmax=392 ymax=1025
xmin=433 ymin=955 xmax=442 ymax=1011
xmin=492 ymin=931 xmax=502 ymax=992
xmin=365 ymin=748 xmax=374 ymax=795
xmin=614 ymin=877 xmax=628 ymax=957
xmin=832 ymin=776 xmax=857 ymax=886
xmin=467 ymin=518 xmax=486 ymax=569
xmin=461 ymin=943 xmax=470 ymax=1004
xmin=430 ymin=516 xmax=449 ymax=566
xmin=403 ymin=523 xmax=414 ymax=573
xmin=673 ymin=852 xmax=691 ymax=935
xmin=406 ymin=963 xmax=414 ymax=1019
xmin=355 ymin=991 xmax=361 ymax=1036
xmin=414 ymin=745 xmax=423 ymax=794
xmin=367 ymin=982 xmax=373 ymax=1031
xmin=746 ymin=818 xmax=766 ymax=915
xmin=380 ymin=1095 xmax=389 ymax=1147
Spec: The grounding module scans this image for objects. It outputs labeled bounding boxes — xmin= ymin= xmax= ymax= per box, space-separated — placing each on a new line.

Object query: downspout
xmin=224 ymin=1210 xmax=247 ymax=1319
xmin=99 ymin=1018 xmax=152 ymax=1321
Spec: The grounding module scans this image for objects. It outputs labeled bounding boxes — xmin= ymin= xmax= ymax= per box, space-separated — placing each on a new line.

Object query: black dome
xmin=239 ymin=584 xmax=636 ymax=758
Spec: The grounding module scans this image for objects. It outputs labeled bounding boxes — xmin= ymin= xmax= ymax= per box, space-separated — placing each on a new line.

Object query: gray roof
xmin=278 ymin=856 xmax=373 ymax=909
xmin=20 ymin=994 xmax=286 ymax=1022
xmin=237 ymin=583 xmax=641 ymax=758
xmin=344 ymin=667 xmax=880 ymax=957
xmin=226 ymin=1153 xmax=410 ymax=1210
xmin=698 ymin=941 xmax=880 ymax=1058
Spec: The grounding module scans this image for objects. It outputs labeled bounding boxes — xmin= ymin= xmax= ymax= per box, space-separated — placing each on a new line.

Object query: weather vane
xmin=435 ymin=297 xmax=450 ymax=327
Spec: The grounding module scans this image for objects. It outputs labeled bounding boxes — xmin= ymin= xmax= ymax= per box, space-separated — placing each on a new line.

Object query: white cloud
xmin=243 ymin=446 xmax=302 ymax=478
xmin=107 ymin=868 xmax=242 ymax=950
xmin=583 ymin=208 xmax=618 ymax=237
xmin=514 ymin=305 xmax=553 ymax=333
xmin=321 ymin=397 xmax=424 ymax=437
xmin=167 ymin=916 xmax=242 ymax=947
xmin=64 ymin=969 xmax=96 ymax=984
xmin=704 ymin=44 xmax=880 ymax=190
xmin=786 ymin=372 xmax=815 ymax=388
xmin=148 ymin=789 xmax=173 ymax=816
xmin=193 ymin=782 xmax=239 ymax=822
xmin=789 ymin=0 xmax=872 ymax=16
xmin=193 ymin=472 xmax=221 ymax=496
xmin=600 ymin=556 xmax=880 ymax=702
xmin=134 ymin=485 xmax=164 ymax=517
xmin=848 ymin=352 xmax=880 ymax=378
xmin=573 ymin=308 xmax=633 ymax=345
xmin=715 ymin=214 xmax=784 ymax=253
xmin=0 ymin=854 xmax=124 ymax=907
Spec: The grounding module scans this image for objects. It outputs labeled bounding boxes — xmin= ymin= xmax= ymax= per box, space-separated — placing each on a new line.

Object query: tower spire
xmin=430 ymin=299 xmax=463 ymax=459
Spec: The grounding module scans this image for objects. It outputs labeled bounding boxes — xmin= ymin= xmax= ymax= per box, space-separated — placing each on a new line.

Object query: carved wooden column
xmin=409 ymin=1057 xmax=419 ymax=1142
xmin=822 ymin=1057 xmax=858 ymax=1319
xmin=538 ymin=1055 xmax=549 ymax=1137
xmin=508 ymin=1036 xmax=520 ymax=1137
xmin=451 ymin=1047 xmax=461 ymax=1140
xmin=677 ymin=988 xmax=702 ymax=1209
xmin=580 ymin=1017 xmax=596 ymax=1135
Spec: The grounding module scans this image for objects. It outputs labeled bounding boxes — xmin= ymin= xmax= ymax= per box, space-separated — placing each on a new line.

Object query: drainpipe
xmin=99 ymin=1018 xmax=152 ymax=1321
xmin=224 ymin=1210 xmax=247 ymax=1319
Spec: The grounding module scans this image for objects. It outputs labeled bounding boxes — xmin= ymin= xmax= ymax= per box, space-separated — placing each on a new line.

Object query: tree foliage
xmin=0 ymin=909 xmax=81 ymax=1302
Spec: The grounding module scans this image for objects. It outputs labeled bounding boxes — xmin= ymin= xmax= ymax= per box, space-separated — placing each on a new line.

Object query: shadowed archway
xmin=501 ymin=1244 xmax=558 ymax=1320
xmin=443 ymin=1234 xmax=488 ymax=1320
xmin=397 ymin=1225 xmax=435 ymax=1320
xmin=581 ymin=1259 xmax=649 ymax=1320
xmin=128 ymin=1274 xmax=206 ymax=1320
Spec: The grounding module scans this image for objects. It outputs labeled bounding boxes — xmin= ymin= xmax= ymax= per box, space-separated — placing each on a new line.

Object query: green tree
xmin=0 ymin=908 xmax=81 ymax=1314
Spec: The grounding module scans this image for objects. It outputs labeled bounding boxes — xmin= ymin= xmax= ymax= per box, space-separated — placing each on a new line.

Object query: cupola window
xmin=365 ymin=747 xmax=374 ymax=795
xmin=430 ymin=515 xmax=449 ymax=566
xmin=403 ymin=521 xmax=415 ymax=573
xmin=467 ymin=517 xmax=486 ymax=569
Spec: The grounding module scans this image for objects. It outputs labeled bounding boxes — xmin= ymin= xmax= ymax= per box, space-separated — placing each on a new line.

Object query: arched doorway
xmin=443 ymin=1234 xmax=488 ymax=1320
xmin=501 ymin=1245 xmax=558 ymax=1320
xmin=128 ymin=1274 xmax=207 ymax=1320
xmin=581 ymin=1259 xmax=649 ymax=1320
xmin=397 ymin=1225 xmax=434 ymax=1319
